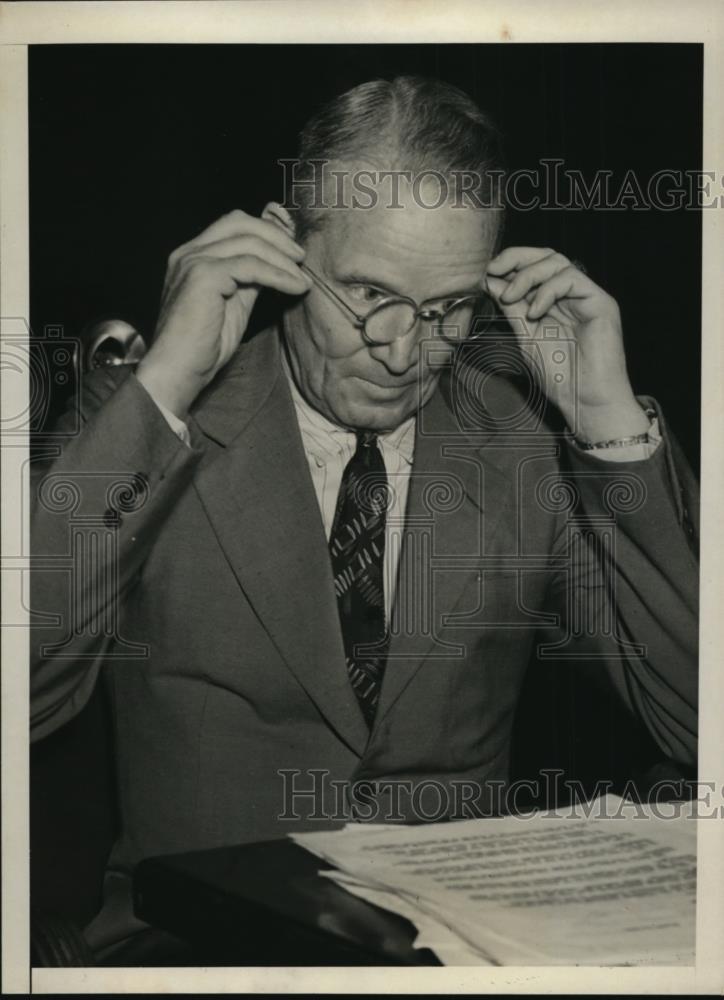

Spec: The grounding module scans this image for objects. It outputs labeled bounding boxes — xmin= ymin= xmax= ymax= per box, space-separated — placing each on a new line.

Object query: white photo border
xmin=1 ymin=1 xmax=722 ymax=994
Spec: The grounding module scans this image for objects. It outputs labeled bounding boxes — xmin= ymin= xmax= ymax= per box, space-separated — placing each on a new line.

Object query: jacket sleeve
xmin=542 ymin=397 xmax=699 ymax=767
xmin=30 ymin=365 xmax=205 ymax=741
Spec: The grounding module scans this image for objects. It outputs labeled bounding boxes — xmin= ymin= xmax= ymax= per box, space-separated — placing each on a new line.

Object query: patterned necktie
xmin=329 ymin=431 xmax=389 ymax=728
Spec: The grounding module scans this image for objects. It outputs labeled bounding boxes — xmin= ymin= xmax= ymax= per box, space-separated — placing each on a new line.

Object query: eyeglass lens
xmin=364 ymin=300 xmax=474 ymax=344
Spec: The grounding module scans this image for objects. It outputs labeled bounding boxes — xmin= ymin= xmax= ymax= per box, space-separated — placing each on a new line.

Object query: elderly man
xmin=30 ymin=75 xmax=698 ymax=957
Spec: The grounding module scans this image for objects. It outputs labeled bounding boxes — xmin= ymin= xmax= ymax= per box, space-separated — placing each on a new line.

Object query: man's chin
xmin=323 ymin=374 xmax=440 ymax=431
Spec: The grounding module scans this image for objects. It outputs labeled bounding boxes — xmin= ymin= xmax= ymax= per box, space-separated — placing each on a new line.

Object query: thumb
xmin=486 ymin=274 xmax=539 ymax=324
xmin=484 ymin=273 xmax=508 ymax=302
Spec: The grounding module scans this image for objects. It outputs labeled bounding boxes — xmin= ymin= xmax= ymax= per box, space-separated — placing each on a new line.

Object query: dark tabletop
xmin=133 ymin=837 xmax=441 ymax=966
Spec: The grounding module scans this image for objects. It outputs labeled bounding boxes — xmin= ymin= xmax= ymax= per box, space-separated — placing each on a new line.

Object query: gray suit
xmin=30 ymin=325 xmax=698 ymax=948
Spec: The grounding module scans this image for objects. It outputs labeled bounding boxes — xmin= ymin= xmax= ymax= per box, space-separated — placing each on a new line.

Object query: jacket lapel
xmin=189 ymin=329 xmax=370 ymax=757
xmin=186 ymin=328 xmax=529 ymax=751
xmin=375 ymin=366 xmax=517 ymax=726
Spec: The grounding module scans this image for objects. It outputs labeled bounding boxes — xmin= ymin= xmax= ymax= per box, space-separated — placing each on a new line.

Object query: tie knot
xmin=356 ymin=430 xmax=378 ymax=449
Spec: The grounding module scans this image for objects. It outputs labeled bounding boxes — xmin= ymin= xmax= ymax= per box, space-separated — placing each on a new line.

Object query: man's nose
xmin=368 ymin=325 xmax=420 ymax=376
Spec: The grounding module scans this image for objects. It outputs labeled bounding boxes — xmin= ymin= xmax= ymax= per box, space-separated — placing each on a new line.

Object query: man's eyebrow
xmin=425 ymin=285 xmax=486 ymax=301
xmin=336 ymin=270 xmax=399 ymax=294
xmin=335 ymin=270 xmax=485 ymax=300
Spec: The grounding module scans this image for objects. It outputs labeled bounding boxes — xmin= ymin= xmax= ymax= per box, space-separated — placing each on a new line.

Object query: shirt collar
xmin=282 ymin=349 xmax=415 ymax=467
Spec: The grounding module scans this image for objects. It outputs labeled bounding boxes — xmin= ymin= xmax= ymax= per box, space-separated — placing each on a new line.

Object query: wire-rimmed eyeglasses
xmin=300 ymin=263 xmax=486 ymax=345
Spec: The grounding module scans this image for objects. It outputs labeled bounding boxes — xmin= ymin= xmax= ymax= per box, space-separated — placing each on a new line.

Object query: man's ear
xmin=261 ymin=201 xmax=297 ymax=240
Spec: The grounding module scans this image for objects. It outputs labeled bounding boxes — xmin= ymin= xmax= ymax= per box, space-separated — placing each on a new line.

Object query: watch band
xmin=574 ymin=406 xmax=657 ymax=451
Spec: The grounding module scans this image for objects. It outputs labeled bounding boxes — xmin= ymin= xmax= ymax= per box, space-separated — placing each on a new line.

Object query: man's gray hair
xmin=285 ymin=75 xmax=506 ymax=245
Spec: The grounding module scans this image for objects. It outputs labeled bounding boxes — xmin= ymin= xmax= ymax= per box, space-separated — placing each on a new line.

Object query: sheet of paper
xmin=293 ymin=796 xmax=696 ymax=965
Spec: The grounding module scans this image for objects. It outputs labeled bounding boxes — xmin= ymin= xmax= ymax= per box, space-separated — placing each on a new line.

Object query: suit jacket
xmin=30 ymin=324 xmax=698 ymax=944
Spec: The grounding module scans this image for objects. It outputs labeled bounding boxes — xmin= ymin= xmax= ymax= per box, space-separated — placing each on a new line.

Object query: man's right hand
xmin=136 ymin=207 xmax=311 ymax=419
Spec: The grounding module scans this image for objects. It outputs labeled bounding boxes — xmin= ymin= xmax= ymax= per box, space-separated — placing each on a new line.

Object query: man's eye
xmin=430 ymin=298 xmax=474 ymax=316
xmin=346 ymin=285 xmax=385 ymax=305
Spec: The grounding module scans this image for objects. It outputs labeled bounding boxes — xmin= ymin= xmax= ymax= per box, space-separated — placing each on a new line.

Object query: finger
xmin=485 ymin=273 xmax=536 ymax=307
xmin=181 ymin=209 xmax=305 ymax=261
xmin=499 ymin=252 xmax=571 ymax=304
xmin=484 ymin=273 xmax=509 ymax=302
xmin=486 ymin=246 xmax=558 ymax=276
xmin=190 ymin=254 xmax=312 ymax=298
xmin=183 ymin=234 xmax=306 ymax=280
xmin=527 ymin=267 xmax=589 ymax=320
xmin=485 ymin=275 xmax=544 ymax=339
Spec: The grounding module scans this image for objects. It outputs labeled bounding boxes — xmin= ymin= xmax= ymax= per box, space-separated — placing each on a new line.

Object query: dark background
xmin=29 ymin=44 xmax=702 ymax=925
xmin=30 ymin=42 xmax=702 ymax=466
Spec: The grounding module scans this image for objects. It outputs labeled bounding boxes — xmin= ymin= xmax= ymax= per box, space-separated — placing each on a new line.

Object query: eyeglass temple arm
xmin=299 ymin=263 xmax=366 ymax=327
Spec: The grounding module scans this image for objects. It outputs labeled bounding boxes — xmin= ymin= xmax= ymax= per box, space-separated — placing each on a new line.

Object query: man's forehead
xmin=317 ymin=194 xmax=495 ymax=287
xmin=323 ymin=189 xmax=497 ymax=255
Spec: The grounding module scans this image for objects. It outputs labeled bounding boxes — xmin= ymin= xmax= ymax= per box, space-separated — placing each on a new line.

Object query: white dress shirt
xmin=141 ymin=361 xmax=661 ymax=623
xmin=282 ymin=365 xmax=416 ymax=622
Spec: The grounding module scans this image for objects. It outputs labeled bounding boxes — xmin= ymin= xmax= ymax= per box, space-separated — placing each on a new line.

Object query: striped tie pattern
xmin=329 ymin=431 xmax=389 ymax=727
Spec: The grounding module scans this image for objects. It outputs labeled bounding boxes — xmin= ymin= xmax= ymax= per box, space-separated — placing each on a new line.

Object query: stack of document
xmin=291 ymin=795 xmax=696 ymax=966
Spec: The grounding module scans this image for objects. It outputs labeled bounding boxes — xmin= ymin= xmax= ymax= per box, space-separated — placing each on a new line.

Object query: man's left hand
xmin=485 ymin=246 xmax=650 ymax=444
